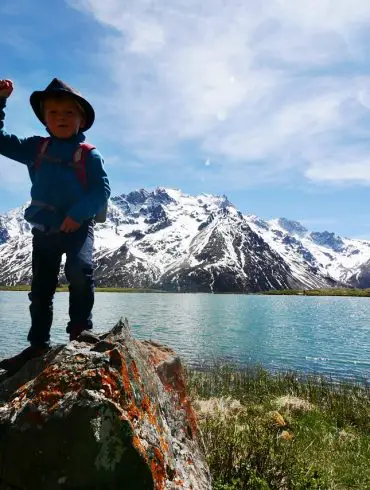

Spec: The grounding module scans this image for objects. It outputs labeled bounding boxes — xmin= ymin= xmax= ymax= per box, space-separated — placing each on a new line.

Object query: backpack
xmin=34 ymin=137 xmax=107 ymax=223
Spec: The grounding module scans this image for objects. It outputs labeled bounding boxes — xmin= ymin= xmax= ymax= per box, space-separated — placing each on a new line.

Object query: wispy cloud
xmin=50 ymin=1 xmax=370 ymax=187
xmin=306 ymin=155 xmax=370 ymax=183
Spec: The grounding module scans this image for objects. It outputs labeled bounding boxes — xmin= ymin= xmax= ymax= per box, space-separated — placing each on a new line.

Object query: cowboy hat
xmin=30 ymin=78 xmax=95 ymax=131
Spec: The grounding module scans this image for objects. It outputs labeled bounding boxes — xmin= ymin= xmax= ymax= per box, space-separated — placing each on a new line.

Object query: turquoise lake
xmin=0 ymin=292 xmax=369 ymax=382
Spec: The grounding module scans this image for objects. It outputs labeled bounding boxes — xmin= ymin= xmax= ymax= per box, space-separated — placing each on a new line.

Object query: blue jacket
xmin=0 ymin=97 xmax=111 ymax=230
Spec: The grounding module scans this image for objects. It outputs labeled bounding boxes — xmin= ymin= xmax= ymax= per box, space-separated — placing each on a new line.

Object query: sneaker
xmin=69 ymin=329 xmax=100 ymax=344
xmin=69 ymin=331 xmax=80 ymax=342
xmin=69 ymin=324 xmax=85 ymax=341
xmin=0 ymin=344 xmax=51 ymax=374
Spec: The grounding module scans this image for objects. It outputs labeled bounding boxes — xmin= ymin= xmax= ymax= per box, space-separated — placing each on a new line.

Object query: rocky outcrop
xmin=0 ymin=319 xmax=211 ymax=490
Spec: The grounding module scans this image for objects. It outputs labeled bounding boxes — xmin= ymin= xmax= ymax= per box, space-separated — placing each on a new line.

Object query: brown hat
xmin=30 ymin=78 xmax=95 ymax=131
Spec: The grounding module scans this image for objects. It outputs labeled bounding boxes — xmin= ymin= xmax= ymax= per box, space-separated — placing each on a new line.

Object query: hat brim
xmin=30 ymin=88 xmax=95 ymax=131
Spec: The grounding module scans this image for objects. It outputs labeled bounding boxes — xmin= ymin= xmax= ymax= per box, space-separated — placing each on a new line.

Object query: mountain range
xmin=0 ymin=187 xmax=369 ymax=292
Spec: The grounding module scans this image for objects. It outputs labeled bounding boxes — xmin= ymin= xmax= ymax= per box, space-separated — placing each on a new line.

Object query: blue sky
xmin=2 ymin=0 xmax=370 ymax=238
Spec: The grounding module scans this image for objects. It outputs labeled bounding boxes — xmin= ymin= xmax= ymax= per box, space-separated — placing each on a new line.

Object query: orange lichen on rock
xmin=179 ymin=396 xmax=198 ymax=440
xmin=159 ymin=435 xmax=169 ymax=454
xmin=132 ymin=435 xmax=148 ymax=459
xmin=145 ymin=348 xmax=170 ymax=370
xmin=151 ymin=447 xmax=166 ymax=490
xmin=142 ymin=394 xmax=163 ymax=431
xmin=139 ymin=394 xmax=170 ymax=471
xmin=99 ymin=369 xmax=120 ymax=401
xmin=126 ymin=401 xmax=141 ymax=422
xmin=109 ymin=349 xmax=133 ymax=397
xmin=84 ymin=369 xmax=97 ymax=377
xmin=0 ymin=323 xmax=212 ymax=490
xmin=140 ymin=341 xmax=200 ymax=441
xmin=131 ymin=359 xmax=141 ymax=383
xmin=141 ymin=394 xmax=151 ymax=413
xmin=162 ymin=367 xmax=198 ymax=440
xmin=37 ymin=389 xmax=63 ymax=404
xmin=10 ymin=365 xmax=86 ymax=418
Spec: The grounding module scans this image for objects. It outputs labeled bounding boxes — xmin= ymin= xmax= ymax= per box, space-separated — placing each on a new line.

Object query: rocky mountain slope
xmin=247 ymin=216 xmax=370 ymax=288
xmin=0 ymin=188 xmax=369 ymax=292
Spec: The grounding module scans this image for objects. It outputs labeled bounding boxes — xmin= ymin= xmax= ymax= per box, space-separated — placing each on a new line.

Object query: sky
xmin=1 ymin=0 xmax=370 ymax=238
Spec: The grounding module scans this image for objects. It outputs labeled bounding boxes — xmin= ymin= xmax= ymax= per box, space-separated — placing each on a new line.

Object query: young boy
xmin=0 ymin=78 xmax=111 ymax=373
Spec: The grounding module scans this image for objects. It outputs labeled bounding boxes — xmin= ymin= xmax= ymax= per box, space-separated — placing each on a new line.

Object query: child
xmin=0 ymin=78 xmax=111 ymax=374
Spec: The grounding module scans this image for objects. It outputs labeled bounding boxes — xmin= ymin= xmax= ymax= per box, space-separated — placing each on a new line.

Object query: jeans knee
xmin=66 ymin=263 xmax=93 ymax=289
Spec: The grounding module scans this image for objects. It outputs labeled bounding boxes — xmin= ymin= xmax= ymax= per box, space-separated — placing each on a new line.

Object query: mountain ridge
xmin=0 ymin=187 xmax=369 ymax=291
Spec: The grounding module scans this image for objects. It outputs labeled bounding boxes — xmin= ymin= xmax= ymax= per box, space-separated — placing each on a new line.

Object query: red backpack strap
xmin=35 ymin=137 xmax=51 ymax=171
xmin=73 ymin=142 xmax=95 ymax=188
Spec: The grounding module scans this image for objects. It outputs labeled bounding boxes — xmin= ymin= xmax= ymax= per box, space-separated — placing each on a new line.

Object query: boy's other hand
xmin=60 ymin=216 xmax=81 ymax=233
xmin=0 ymin=80 xmax=14 ymax=98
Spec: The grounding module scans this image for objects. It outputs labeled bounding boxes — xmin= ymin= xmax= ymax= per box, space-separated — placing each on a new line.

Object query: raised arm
xmin=0 ymin=79 xmax=39 ymax=165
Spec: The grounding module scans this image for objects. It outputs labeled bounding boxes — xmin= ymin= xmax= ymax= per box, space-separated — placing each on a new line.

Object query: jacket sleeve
xmin=66 ymin=148 xmax=111 ymax=223
xmin=0 ymin=97 xmax=39 ymax=165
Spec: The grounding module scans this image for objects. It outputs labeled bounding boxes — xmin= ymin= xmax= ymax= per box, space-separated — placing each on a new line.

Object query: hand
xmin=0 ymin=80 xmax=14 ymax=98
xmin=60 ymin=216 xmax=81 ymax=233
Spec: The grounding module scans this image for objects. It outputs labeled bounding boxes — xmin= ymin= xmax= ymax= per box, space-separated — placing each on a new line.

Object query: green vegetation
xmin=261 ymin=288 xmax=370 ymax=297
xmin=1 ymin=285 xmax=369 ymax=296
xmin=0 ymin=285 xmax=32 ymax=291
xmin=187 ymin=366 xmax=370 ymax=489
xmin=0 ymin=285 xmax=163 ymax=293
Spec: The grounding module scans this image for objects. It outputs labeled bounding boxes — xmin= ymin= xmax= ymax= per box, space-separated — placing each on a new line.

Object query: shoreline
xmin=0 ymin=286 xmax=163 ymax=293
xmin=259 ymin=288 xmax=370 ymax=297
xmin=0 ymin=286 xmax=369 ymax=296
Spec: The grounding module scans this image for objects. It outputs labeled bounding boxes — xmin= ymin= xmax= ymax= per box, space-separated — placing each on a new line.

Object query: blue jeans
xmin=27 ymin=221 xmax=95 ymax=345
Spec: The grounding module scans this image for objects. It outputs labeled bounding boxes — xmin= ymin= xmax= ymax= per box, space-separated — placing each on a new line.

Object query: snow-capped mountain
xmin=0 ymin=187 xmax=369 ymax=292
xmin=246 ymin=216 xmax=370 ymax=287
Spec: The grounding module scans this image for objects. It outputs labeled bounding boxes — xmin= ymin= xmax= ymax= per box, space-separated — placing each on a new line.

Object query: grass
xmin=261 ymin=288 xmax=370 ymax=297
xmin=0 ymin=284 xmax=370 ymax=297
xmin=1 ymin=286 xmax=370 ymax=296
xmin=0 ymin=285 xmax=163 ymax=293
xmin=186 ymin=365 xmax=370 ymax=489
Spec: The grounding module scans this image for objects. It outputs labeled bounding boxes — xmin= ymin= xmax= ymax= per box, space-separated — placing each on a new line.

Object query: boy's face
xmin=43 ymin=97 xmax=85 ymax=139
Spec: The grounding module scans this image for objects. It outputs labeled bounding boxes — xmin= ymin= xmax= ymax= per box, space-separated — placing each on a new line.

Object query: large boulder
xmin=0 ymin=319 xmax=211 ymax=490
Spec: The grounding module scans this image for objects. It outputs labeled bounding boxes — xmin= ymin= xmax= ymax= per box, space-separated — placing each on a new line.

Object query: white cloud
xmin=306 ymin=156 xmax=370 ymax=183
xmin=67 ymin=0 xmax=370 ymax=186
xmin=271 ymin=0 xmax=370 ymax=32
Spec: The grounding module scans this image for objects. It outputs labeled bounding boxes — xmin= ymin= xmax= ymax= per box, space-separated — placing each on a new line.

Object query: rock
xmin=76 ymin=330 xmax=101 ymax=344
xmin=0 ymin=318 xmax=211 ymax=490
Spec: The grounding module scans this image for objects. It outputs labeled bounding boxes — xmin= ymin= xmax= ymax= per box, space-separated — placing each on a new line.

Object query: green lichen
xmin=93 ymin=405 xmax=130 ymax=472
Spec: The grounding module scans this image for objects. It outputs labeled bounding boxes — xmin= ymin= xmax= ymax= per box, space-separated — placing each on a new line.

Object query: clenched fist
xmin=60 ymin=216 xmax=81 ymax=233
xmin=0 ymin=80 xmax=14 ymax=98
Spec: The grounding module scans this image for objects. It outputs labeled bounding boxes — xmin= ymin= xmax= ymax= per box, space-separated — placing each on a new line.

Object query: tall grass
xmin=187 ymin=366 xmax=370 ymax=489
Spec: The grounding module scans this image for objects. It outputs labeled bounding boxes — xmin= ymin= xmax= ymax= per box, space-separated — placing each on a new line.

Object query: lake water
xmin=0 ymin=292 xmax=369 ymax=382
